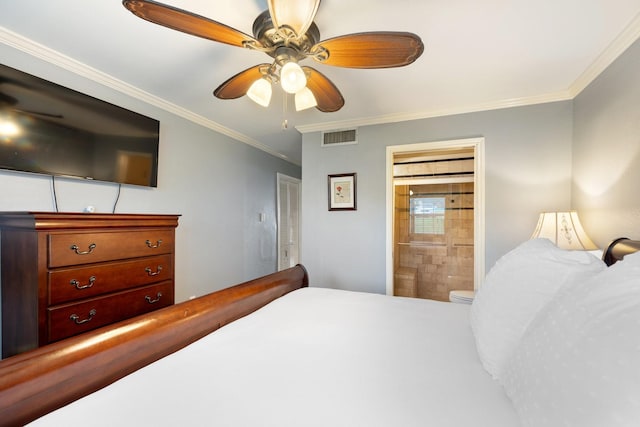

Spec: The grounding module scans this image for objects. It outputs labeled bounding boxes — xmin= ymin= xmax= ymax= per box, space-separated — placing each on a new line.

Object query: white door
xmin=277 ymin=173 xmax=301 ymax=270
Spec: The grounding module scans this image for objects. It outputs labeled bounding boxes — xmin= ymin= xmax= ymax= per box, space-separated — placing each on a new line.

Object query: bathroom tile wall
xmin=394 ymin=182 xmax=474 ymax=301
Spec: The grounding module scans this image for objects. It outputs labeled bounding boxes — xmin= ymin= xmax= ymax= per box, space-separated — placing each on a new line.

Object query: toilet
xmin=449 ymin=290 xmax=475 ymax=304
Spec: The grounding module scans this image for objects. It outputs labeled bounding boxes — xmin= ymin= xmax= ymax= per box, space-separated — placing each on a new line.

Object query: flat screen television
xmin=0 ymin=63 xmax=160 ymax=187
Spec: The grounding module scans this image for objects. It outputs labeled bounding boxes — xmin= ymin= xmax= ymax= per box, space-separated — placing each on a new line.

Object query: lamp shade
xmin=280 ymin=61 xmax=307 ymax=94
xmin=294 ymin=87 xmax=317 ymax=111
xmin=530 ymin=211 xmax=597 ymax=250
xmin=247 ymin=78 xmax=272 ymax=107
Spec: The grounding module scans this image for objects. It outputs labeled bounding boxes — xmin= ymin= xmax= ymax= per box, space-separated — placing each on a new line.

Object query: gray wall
xmin=301 ymin=101 xmax=574 ymax=293
xmin=572 ymin=38 xmax=640 ymax=246
xmin=0 ymin=44 xmax=301 ymax=305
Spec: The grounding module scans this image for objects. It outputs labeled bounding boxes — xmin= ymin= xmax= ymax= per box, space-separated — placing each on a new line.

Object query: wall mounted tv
xmin=0 ymin=63 xmax=159 ymax=187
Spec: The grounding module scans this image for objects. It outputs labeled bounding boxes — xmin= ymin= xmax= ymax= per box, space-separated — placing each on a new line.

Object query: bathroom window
xmin=410 ymin=196 xmax=445 ymax=235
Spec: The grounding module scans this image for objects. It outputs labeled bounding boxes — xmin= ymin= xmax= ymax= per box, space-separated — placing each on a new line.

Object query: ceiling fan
xmin=122 ymin=0 xmax=424 ymax=112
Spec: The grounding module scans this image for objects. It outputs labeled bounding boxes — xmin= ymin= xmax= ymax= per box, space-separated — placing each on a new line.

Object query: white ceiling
xmin=1 ymin=0 xmax=640 ymax=165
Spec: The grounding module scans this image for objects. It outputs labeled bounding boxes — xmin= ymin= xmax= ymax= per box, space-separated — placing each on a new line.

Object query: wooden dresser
xmin=0 ymin=212 xmax=180 ymax=358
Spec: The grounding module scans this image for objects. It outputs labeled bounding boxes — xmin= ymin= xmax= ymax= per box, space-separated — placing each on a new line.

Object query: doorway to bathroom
xmin=385 ymin=138 xmax=485 ymax=300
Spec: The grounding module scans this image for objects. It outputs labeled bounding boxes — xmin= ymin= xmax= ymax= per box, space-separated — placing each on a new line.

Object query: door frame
xmin=385 ymin=137 xmax=485 ymax=295
xmin=277 ymin=173 xmax=301 ymax=271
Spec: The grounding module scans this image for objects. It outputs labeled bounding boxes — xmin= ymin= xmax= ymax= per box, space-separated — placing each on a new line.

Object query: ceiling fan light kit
xmin=295 ymin=87 xmax=318 ymax=111
xmin=122 ymin=0 xmax=424 ymax=113
xmin=280 ymin=61 xmax=307 ymax=94
xmin=247 ymin=77 xmax=273 ymax=107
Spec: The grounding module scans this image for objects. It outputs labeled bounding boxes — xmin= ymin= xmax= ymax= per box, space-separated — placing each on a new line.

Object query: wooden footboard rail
xmin=0 ymin=264 xmax=308 ymax=427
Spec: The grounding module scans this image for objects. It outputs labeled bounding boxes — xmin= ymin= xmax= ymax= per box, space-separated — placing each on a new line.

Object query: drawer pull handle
xmin=145 ymin=292 xmax=163 ymax=304
xmin=145 ymin=239 xmax=163 ymax=248
xmin=145 ymin=266 xmax=163 ymax=276
xmin=70 ymin=243 xmax=96 ymax=255
xmin=70 ymin=276 xmax=96 ymax=290
xmin=70 ymin=309 xmax=97 ymax=325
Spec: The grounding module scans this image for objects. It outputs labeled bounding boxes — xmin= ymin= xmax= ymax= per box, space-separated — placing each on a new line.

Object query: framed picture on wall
xmin=328 ymin=173 xmax=357 ymax=211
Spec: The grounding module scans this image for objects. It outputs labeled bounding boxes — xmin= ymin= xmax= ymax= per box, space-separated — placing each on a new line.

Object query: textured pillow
xmin=501 ymin=251 xmax=640 ymax=427
xmin=470 ymin=238 xmax=606 ymax=379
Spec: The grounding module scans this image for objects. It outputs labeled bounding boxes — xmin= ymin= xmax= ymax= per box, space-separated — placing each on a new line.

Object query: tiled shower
xmin=393 ymin=149 xmax=475 ymax=301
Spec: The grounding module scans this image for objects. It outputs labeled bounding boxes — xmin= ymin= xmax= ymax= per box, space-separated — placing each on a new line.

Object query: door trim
xmin=385 ymin=137 xmax=485 ymax=295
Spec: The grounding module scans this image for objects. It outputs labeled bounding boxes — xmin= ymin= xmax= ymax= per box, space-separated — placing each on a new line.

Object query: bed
xmin=1 ymin=238 xmax=639 ymax=426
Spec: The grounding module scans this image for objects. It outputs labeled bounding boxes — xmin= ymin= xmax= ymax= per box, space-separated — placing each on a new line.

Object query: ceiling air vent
xmin=321 ymin=129 xmax=358 ymax=147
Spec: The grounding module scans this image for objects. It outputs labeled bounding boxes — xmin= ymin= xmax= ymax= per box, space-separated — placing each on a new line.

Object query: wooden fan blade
xmin=214 ymin=64 xmax=270 ymax=99
xmin=302 ymin=66 xmax=344 ymax=112
xmin=312 ymin=32 xmax=424 ymax=69
xmin=122 ymin=0 xmax=259 ymax=48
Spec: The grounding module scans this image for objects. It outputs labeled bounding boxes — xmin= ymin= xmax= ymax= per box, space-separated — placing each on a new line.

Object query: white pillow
xmin=470 ymin=238 xmax=606 ymax=379
xmin=501 ymin=251 xmax=640 ymax=427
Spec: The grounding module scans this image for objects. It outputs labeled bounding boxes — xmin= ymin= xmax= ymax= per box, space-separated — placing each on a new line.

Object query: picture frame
xmin=328 ymin=173 xmax=357 ymax=211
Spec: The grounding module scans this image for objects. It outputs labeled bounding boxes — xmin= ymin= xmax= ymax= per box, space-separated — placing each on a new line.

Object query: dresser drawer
xmin=47 ymin=281 xmax=174 ymax=342
xmin=48 ymin=254 xmax=173 ymax=305
xmin=48 ymin=230 xmax=174 ymax=267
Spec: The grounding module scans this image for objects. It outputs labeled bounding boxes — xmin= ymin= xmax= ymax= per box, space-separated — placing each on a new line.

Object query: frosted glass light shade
xmin=294 ymin=87 xmax=317 ymax=111
xmin=267 ymin=0 xmax=320 ymax=37
xmin=530 ymin=211 xmax=598 ymax=250
xmin=247 ymin=78 xmax=272 ymax=107
xmin=280 ymin=62 xmax=307 ymax=94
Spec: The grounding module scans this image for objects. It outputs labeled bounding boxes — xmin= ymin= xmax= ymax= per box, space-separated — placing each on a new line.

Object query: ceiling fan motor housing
xmin=251 ymin=10 xmax=320 ymax=63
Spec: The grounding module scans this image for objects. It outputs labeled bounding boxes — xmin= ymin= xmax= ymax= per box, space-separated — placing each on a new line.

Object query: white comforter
xmin=31 ymin=288 xmax=519 ymax=426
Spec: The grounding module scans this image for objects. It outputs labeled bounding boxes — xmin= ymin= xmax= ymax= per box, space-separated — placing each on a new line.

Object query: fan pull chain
xmin=281 ymin=92 xmax=288 ymax=130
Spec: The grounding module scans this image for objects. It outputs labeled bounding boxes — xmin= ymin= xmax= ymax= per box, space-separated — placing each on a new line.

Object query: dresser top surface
xmin=0 ymin=212 xmax=180 ymax=230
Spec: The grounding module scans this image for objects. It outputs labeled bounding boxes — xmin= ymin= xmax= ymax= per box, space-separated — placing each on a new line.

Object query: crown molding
xmin=0 ymin=26 xmax=294 ymax=165
xmin=569 ymin=12 xmax=640 ymax=97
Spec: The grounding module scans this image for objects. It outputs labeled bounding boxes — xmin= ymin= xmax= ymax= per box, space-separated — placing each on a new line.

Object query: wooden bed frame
xmin=0 ymin=236 xmax=637 ymax=426
xmin=0 ymin=264 xmax=308 ymax=426
xmin=603 ymin=237 xmax=640 ymax=266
